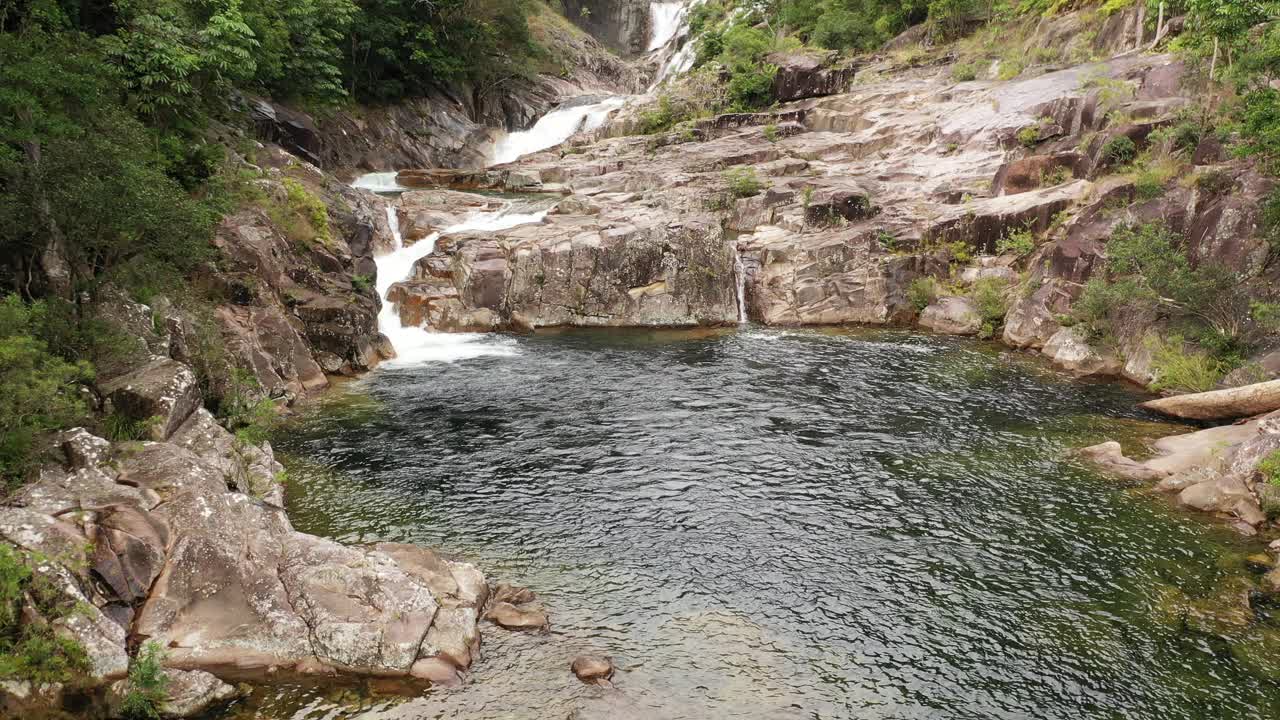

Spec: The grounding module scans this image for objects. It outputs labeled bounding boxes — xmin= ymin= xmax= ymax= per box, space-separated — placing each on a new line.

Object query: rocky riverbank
xmin=372 ymin=6 xmax=1279 ymax=535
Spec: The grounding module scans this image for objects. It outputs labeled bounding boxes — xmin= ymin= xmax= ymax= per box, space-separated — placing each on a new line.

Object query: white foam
xmin=489 ymin=97 xmax=626 ymax=165
xmin=373 ymin=205 xmax=548 ymax=365
xmin=351 ymin=172 xmax=408 ymax=193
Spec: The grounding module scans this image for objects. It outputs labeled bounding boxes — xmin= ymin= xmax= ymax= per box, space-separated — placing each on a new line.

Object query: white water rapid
xmin=371 ymin=202 xmax=546 ymax=364
xmin=351 ymin=172 xmax=409 ymax=193
xmin=489 ymin=97 xmax=626 ymax=165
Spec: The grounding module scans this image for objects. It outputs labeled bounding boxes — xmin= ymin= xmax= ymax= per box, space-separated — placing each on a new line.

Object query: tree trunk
xmin=19 ymin=133 xmax=73 ymax=300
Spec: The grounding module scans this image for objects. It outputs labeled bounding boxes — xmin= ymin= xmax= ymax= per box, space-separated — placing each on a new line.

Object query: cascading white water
xmin=648 ymin=1 xmax=687 ymax=51
xmin=351 ymin=172 xmax=409 ymax=193
xmin=732 ymin=249 xmax=747 ymax=324
xmin=371 ymin=199 xmax=547 ymax=364
xmin=489 ymin=97 xmax=626 ymax=165
xmin=648 ymin=0 xmax=699 ymax=89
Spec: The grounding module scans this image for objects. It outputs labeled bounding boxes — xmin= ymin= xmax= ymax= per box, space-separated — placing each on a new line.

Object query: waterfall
xmin=648 ymin=2 xmax=686 ymax=51
xmin=367 ymin=193 xmax=548 ymax=364
xmin=733 ymin=248 xmax=748 ymax=324
xmin=489 ymin=97 xmax=626 ymax=165
xmin=648 ymin=0 xmax=698 ymax=89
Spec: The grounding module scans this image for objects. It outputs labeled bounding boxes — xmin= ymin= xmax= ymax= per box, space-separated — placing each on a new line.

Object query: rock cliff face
xmin=560 ymin=0 xmax=653 ymax=56
xmin=207 ymin=146 xmax=394 ymax=399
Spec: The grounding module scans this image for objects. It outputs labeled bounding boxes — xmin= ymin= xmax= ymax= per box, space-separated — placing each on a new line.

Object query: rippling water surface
xmin=250 ymin=327 xmax=1280 ymax=720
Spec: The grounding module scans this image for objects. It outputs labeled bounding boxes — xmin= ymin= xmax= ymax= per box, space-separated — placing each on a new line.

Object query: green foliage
xmin=346 ymin=0 xmax=539 ymax=102
xmin=951 ymin=62 xmax=978 ymax=81
xmin=121 ymin=641 xmax=169 ymax=720
xmin=997 ymin=57 xmax=1025 ymax=80
xmin=0 ymin=296 xmax=92 ymax=488
xmin=1235 ymin=88 xmax=1280 ymax=173
xmin=969 ymin=276 xmax=1010 ymax=339
xmin=266 ymin=178 xmax=332 ymax=249
xmin=1100 ymin=135 xmax=1137 ymax=166
xmin=763 ymin=124 xmax=781 ymax=142
xmin=351 ymin=274 xmax=372 ymax=293
xmin=780 ymin=0 xmax=929 ymax=51
xmin=1131 ymin=151 xmax=1180 ymax=199
xmin=875 ymin=229 xmax=898 ymax=251
xmin=638 ymin=95 xmax=682 ymax=135
xmin=1259 ymin=449 xmax=1280 ymax=488
xmin=908 ymin=276 xmax=939 ymax=312
xmin=0 ymin=545 xmax=90 ymax=685
xmin=996 ymin=226 xmax=1036 ymax=257
xmin=1017 ymin=125 xmax=1040 ymax=148
xmin=723 ymin=167 xmax=764 ymax=198
xmin=1148 ymin=334 xmax=1225 ymax=393
xmin=1264 ymin=187 xmax=1280 ymax=257
xmin=970 ymin=276 xmax=1010 ymax=323
xmin=1075 ymin=221 xmax=1279 ymax=356
xmin=218 ymin=369 xmax=276 ymax=444
xmin=103 ymin=413 xmax=158 ymax=442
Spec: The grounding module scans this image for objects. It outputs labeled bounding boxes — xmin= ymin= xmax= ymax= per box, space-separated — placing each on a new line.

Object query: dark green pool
xmin=246 ymin=327 xmax=1280 ymax=720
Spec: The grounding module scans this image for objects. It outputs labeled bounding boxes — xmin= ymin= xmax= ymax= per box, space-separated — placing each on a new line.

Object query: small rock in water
xmin=491 ymin=582 xmax=537 ymax=606
xmin=571 ymin=655 xmax=614 ymax=683
xmin=1269 ymin=538 xmax=1280 ymax=552
xmin=485 ymin=601 xmax=549 ymax=631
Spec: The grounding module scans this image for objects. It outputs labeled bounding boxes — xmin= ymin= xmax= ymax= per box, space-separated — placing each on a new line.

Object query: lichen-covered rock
xmin=108 ymin=669 xmax=239 ymax=718
xmin=767 ymin=50 xmax=857 ymax=102
xmin=919 ymin=296 xmax=982 ymax=335
xmin=98 ymin=358 xmax=202 ymax=440
xmin=1042 ymin=327 xmax=1121 ymax=376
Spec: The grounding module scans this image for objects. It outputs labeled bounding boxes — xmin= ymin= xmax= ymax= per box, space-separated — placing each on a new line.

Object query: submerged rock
xmin=485 ymin=601 xmax=550 ymax=631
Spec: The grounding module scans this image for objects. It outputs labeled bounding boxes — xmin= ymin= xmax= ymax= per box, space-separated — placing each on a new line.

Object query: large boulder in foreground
xmin=0 ymin=414 xmax=493 ymax=714
xmin=1141 ymin=379 xmax=1280 ymax=421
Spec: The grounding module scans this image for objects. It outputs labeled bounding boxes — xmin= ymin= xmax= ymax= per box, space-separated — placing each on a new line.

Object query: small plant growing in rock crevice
xmin=908 ymin=277 xmax=939 ymax=313
xmin=121 ymin=641 xmax=168 ymax=720
xmin=723 ymin=167 xmax=764 ymax=198
xmin=763 ymin=124 xmax=780 ymax=142
xmin=996 ymin=226 xmax=1036 ymax=257
xmin=1100 ymin=135 xmax=1137 ymax=167
xmin=969 ymin=277 xmax=1011 ymax=339
xmin=1258 ymin=450 xmax=1280 ymax=488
